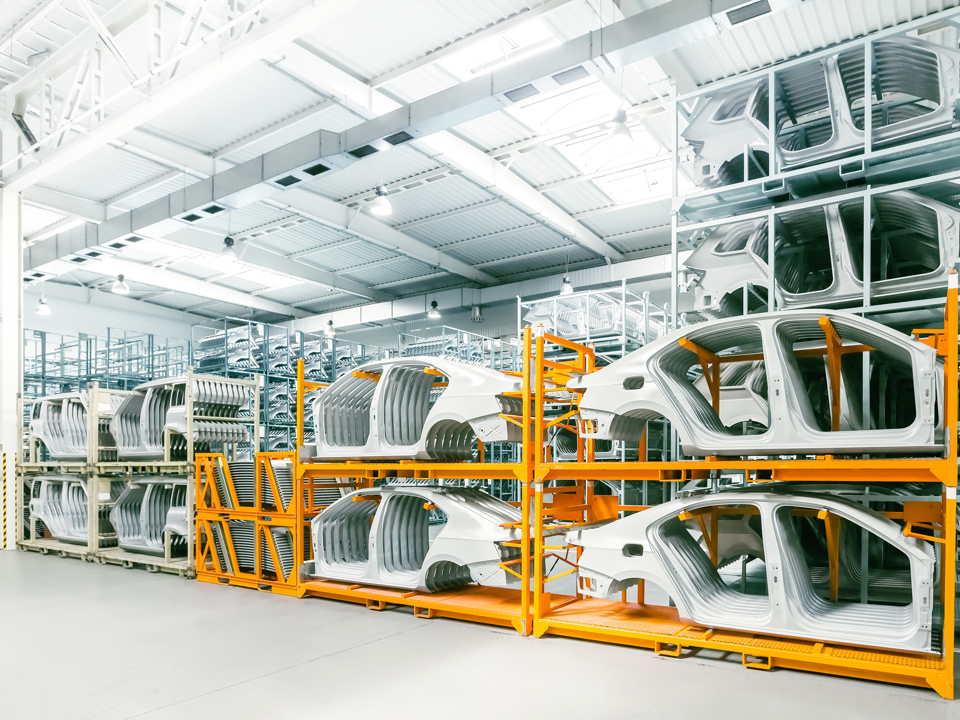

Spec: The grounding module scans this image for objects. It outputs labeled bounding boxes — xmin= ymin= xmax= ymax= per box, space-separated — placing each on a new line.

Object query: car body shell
xmin=566 ymin=490 xmax=936 ymax=653
xmin=682 ymin=191 xmax=960 ymax=318
xmin=568 ymin=310 xmax=942 ymax=457
xmin=306 ymin=486 xmax=524 ymax=593
xmin=310 ymin=357 xmax=522 ymax=461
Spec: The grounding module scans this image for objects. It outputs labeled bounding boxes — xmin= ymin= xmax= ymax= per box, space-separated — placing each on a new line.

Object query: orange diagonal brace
xmin=818 ymin=509 xmax=841 ymax=602
xmin=679 ymin=337 xmax=721 ymax=414
xmin=819 ymin=316 xmax=844 ymax=432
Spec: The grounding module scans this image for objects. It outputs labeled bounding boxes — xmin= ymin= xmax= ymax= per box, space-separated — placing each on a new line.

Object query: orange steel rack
xmin=197 ymin=358 xmax=538 ymax=634
xmin=295 ymin=349 xmax=535 ymax=634
xmin=526 ymin=282 xmax=959 ymax=699
xmin=195 ymin=451 xmax=302 ymax=596
xmin=296 ymin=460 xmax=531 ymax=632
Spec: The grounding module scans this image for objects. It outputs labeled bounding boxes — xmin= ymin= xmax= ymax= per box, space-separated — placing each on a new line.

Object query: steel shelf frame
xmin=17 ymin=369 xmax=259 ymax=577
xmin=525 ymin=281 xmax=958 ymax=698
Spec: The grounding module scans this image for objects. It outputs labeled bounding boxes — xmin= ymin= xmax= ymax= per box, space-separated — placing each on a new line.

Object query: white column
xmin=0 ymin=123 xmax=23 ymax=550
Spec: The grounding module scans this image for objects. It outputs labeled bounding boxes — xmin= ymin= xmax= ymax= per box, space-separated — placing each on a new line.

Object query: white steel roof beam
xmin=23 ymin=0 xmax=763 ymax=288
xmin=2 ymin=0 xmax=366 ymax=191
xmin=28 ymin=278 xmax=209 ymax=322
xmin=156 ymin=225 xmax=394 ymax=302
xmin=367 ymin=0 xmax=577 ymax=89
xmin=277 ymin=43 xmax=622 ymax=261
xmin=80 ymin=256 xmax=312 ymax=317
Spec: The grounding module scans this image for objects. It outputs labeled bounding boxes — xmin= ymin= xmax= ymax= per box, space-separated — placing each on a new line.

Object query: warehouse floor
xmin=2 ymin=551 xmax=957 ymax=720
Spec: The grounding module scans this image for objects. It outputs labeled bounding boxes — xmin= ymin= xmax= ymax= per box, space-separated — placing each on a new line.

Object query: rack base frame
xmin=534 ymin=597 xmax=951 ymax=698
xmin=294 ymin=460 xmax=531 ymax=632
xmin=301 ymin=580 xmax=526 ymax=631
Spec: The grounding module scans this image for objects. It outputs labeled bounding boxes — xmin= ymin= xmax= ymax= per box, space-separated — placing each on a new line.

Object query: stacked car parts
xmin=27 ymin=475 xmax=120 ymax=546
xmin=570 ymin=309 xmax=942 ymax=457
xmin=27 ymin=392 xmax=125 ymax=461
xmin=682 ymin=35 xmax=960 ymax=187
xmin=110 ymin=477 xmax=188 ymax=556
xmin=110 ymin=377 xmax=249 ymax=460
xmin=681 ymin=191 xmax=960 ymax=318
xmin=310 ymin=357 xmax=522 ymax=461
xmin=567 ymin=490 xmax=936 ymax=653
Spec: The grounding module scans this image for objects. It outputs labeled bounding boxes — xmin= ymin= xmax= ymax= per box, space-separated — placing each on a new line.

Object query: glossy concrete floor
xmin=1 ymin=550 xmax=958 ymax=720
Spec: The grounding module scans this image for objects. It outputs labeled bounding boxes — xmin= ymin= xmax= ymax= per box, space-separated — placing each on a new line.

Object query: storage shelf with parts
xmin=191 ymin=317 xmax=388 ymax=452
xmin=196 ymin=353 xmax=539 ymax=633
xmin=672 ymin=8 xmax=960 ymax=225
xmin=17 ymin=370 xmax=260 ymax=577
xmin=670 ymin=7 xmax=960 ymax=333
xmin=522 ymin=280 xmax=958 ymax=698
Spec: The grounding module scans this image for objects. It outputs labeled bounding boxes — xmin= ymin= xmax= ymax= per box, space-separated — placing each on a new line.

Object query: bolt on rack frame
xmin=18 ymin=370 xmax=259 ymax=576
xmin=199 ymin=358 xmax=538 ymax=634
xmin=526 ymin=282 xmax=958 ymax=699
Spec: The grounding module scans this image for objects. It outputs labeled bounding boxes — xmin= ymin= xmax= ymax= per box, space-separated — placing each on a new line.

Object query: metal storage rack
xmin=23 ymin=328 xmax=189 ymax=399
xmin=525 ymin=286 xmax=958 ymax=698
xmin=518 ymin=280 xmax=667 ymax=367
xmin=400 ymin=325 xmax=518 ymax=371
xmin=17 ymin=370 xmax=259 ymax=576
xmin=192 ymin=318 xmax=387 ymax=452
xmin=520 ymin=282 xmax=671 ymax=505
xmin=197 ymin=357 xmax=537 ymax=632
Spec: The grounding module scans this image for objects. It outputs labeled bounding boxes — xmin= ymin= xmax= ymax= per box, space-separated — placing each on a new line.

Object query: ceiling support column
xmin=0 ymin=122 xmax=23 ymax=552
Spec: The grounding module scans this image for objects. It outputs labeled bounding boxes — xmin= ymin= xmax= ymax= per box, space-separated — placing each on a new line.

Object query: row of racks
xmin=23 ymin=327 xmax=190 ymax=400
xmin=655 ymin=7 xmax=960 ymax=337
xmin=16 ymin=370 xmax=259 ymax=576
xmin=194 ymin=287 xmax=958 ymax=699
xmin=192 ymin=317 xmax=519 ymax=453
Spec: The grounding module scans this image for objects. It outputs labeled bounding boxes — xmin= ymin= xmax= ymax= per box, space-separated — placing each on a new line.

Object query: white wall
xmin=24 ymin=289 xmax=197 ymax=342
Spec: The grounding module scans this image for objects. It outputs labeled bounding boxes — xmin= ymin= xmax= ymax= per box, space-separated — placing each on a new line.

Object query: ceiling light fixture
xmin=370 ymin=185 xmax=392 ymax=216
xmin=323 ymin=319 xmax=336 ymax=338
xmin=111 ymin=274 xmax=130 ymax=295
xmin=220 ymin=235 xmax=238 ymax=262
xmin=607 ymin=108 xmax=633 ymax=148
xmin=35 ymin=295 xmax=51 ymax=316
xmin=428 ymin=300 xmax=441 ymax=319
xmin=560 ymin=276 xmax=574 ymax=295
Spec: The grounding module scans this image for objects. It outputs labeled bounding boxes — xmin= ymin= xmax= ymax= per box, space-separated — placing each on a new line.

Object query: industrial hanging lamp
xmin=370 ymin=184 xmax=392 ymax=216
xmin=35 ymin=294 xmax=51 ymax=316
xmin=370 ymin=158 xmax=392 ymax=216
xmin=607 ymin=59 xmax=632 ymax=149
xmin=607 ymin=108 xmax=632 ymax=148
xmin=111 ymin=274 xmax=130 ymax=295
xmin=559 ymin=251 xmax=574 ymax=295
xmin=428 ymin=300 xmax=442 ymax=319
xmin=323 ymin=319 xmax=336 ymax=338
xmin=220 ymin=235 xmax=238 ymax=262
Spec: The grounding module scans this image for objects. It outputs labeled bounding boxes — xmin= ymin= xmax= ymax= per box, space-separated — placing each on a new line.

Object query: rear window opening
xmin=776 ymin=317 xmax=918 ymax=432
xmin=380 ymin=364 xmax=449 ymax=447
xmin=838 ymin=41 xmax=941 ymax=132
xmin=770 ymin=62 xmax=835 ymax=153
xmin=775 ymin=506 xmax=919 ymax=641
xmin=839 ymin=196 xmax=941 ymax=282
xmin=647 ymin=325 xmax=769 ymax=437
xmin=654 ymin=504 xmax=770 ymax=617
xmin=378 ymin=493 xmax=472 ymax=591
xmin=772 ymin=208 xmax=834 ymax=295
